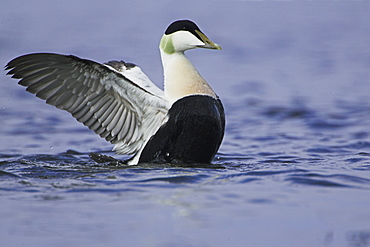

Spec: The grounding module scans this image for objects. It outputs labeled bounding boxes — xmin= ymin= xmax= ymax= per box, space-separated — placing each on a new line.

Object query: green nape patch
xmin=160 ymin=35 xmax=175 ymax=54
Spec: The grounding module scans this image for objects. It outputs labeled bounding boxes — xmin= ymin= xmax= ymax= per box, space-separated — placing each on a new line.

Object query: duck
xmin=5 ymin=20 xmax=225 ymax=165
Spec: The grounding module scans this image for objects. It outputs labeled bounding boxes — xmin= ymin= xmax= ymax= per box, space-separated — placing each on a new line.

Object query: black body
xmin=139 ymin=95 xmax=225 ymax=164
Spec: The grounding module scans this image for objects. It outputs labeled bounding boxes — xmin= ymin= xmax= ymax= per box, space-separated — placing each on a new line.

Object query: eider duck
xmin=5 ymin=20 xmax=225 ymax=165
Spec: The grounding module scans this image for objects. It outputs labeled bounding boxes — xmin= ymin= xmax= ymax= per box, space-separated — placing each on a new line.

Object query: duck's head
xmin=160 ymin=20 xmax=222 ymax=54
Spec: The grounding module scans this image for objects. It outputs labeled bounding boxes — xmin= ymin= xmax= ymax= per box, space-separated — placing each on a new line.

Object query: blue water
xmin=1 ymin=1 xmax=370 ymax=247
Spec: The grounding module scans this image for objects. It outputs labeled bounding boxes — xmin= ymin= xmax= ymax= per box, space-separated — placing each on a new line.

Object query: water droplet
xmin=50 ymin=146 xmax=53 ymax=150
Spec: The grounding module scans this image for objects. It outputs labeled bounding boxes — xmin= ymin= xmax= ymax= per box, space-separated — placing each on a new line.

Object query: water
xmin=1 ymin=1 xmax=370 ymax=247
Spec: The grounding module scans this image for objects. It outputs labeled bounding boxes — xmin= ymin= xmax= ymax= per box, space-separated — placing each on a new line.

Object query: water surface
xmin=1 ymin=1 xmax=370 ymax=247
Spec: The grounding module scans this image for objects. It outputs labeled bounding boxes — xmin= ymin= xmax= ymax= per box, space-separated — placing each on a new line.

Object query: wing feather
xmin=117 ymin=107 xmax=129 ymax=141
xmin=19 ymin=70 xmax=54 ymax=88
xmin=26 ymin=76 xmax=57 ymax=94
xmin=111 ymin=105 xmax=124 ymax=136
xmin=93 ymin=96 xmax=113 ymax=118
xmin=105 ymin=102 xmax=120 ymax=131
xmin=126 ymin=112 xmax=137 ymax=142
xmin=36 ymin=80 xmax=64 ymax=100
xmin=6 ymin=53 xmax=169 ymax=155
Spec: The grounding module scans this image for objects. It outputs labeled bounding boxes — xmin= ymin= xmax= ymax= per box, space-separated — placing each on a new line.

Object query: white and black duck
xmin=5 ymin=20 xmax=225 ymax=165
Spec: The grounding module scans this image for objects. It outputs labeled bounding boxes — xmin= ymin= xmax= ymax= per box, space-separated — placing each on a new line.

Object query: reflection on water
xmin=1 ymin=1 xmax=370 ymax=247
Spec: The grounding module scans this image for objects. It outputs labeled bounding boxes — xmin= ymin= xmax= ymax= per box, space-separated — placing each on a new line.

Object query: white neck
xmin=160 ymin=50 xmax=216 ymax=105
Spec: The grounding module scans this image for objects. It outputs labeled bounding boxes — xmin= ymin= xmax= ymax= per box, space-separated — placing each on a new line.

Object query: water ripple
xmin=287 ymin=173 xmax=370 ymax=189
xmin=0 ymin=170 xmax=21 ymax=178
xmin=1 ymin=149 xmax=370 ymax=200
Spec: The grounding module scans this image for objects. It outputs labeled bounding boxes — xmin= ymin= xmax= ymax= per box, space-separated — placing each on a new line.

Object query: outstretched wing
xmin=5 ymin=53 xmax=169 ymax=155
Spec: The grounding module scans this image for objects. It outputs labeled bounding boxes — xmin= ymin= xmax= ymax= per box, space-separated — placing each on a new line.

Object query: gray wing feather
xmin=5 ymin=53 xmax=169 ymax=155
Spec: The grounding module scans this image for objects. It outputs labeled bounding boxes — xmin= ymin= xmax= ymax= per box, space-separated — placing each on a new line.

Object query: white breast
xmin=161 ymin=51 xmax=216 ymax=105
